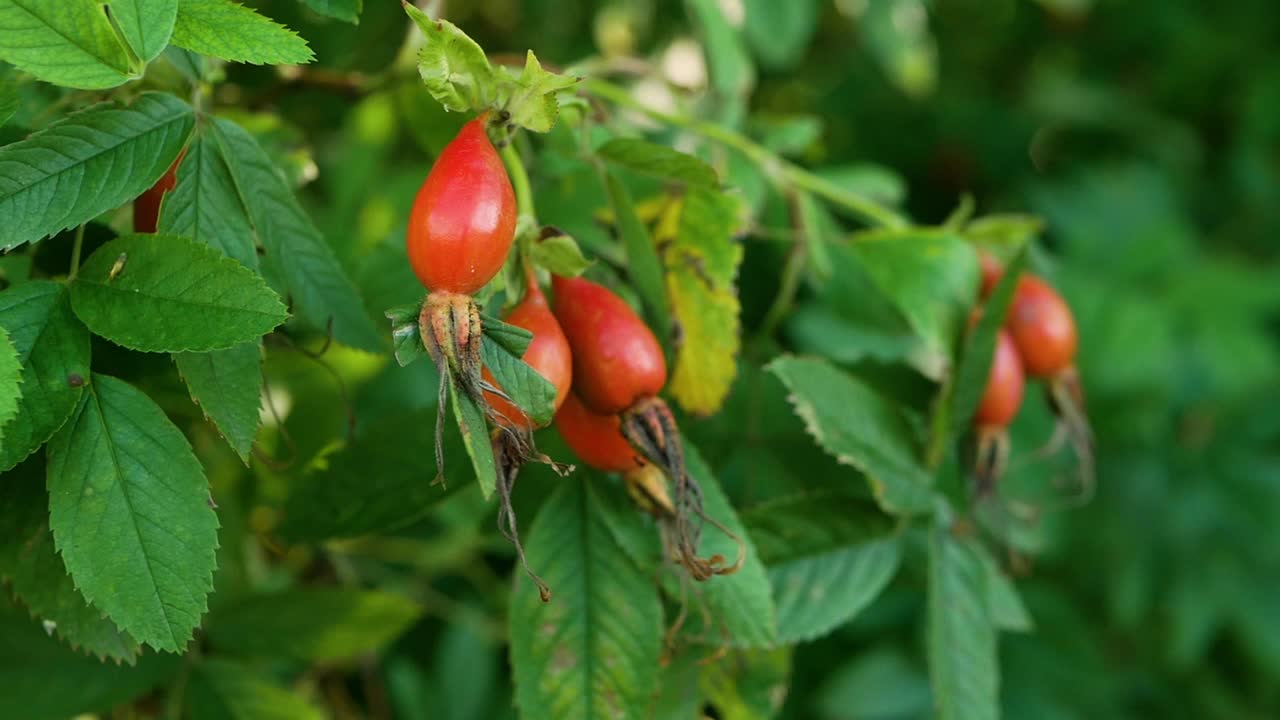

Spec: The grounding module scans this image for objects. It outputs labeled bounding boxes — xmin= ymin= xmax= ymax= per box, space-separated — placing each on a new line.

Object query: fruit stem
xmin=68 ymin=224 xmax=85 ymax=280
xmin=500 ymin=140 xmax=536 ymax=226
xmin=584 ymin=78 xmax=909 ymax=230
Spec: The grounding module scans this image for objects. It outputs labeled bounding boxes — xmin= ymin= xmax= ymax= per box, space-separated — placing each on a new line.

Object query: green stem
xmin=583 ymin=78 xmax=909 ymax=230
xmin=757 ymin=243 xmax=805 ymax=342
xmin=68 ymin=224 xmax=85 ymax=280
xmin=500 ymin=141 xmax=535 ymax=224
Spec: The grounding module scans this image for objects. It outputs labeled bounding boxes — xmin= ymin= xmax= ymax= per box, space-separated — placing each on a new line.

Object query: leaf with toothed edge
xmin=170 ymin=0 xmax=314 ymax=66
xmin=480 ymin=334 xmax=557 ymax=428
xmin=928 ymin=528 xmax=999 ymax=720
xmin=173 ymin=340 xmax=264 ymax=463
xmin=448 ymin=375 xmax=497 ymax=500
xmin=0 ymin=325 xmax=20 ymax=444
xmin=481 ymin=313 xmax=533 ymax=356
xmin=45 ymin=374 xmax=219 ymax=653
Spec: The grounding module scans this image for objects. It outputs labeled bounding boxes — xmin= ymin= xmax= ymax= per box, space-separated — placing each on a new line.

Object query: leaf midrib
xmin=7 ymin=0 xmax=132 ymax=74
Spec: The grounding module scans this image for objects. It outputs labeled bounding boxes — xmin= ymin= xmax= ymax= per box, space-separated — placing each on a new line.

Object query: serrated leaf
xmin=0 ymin=281 xmax=90 ymax=472
xmin=300 ymin=0 xmax=361 ymax=24
xmin=204 ymin=589 xmax=422 ymax=662
xmin=602 ymin=171 xmax=671 ymax=347
xmin=210 ymin=117 xmax=382 ymax=350
xmin=531 ymin=229 xmax=590 ymax=277
xmin=0 ymin=457 xmax=140 ymax=662
xmin=112 ymin=0 xmax=179 ymax=63
xmin=0 ymin=597 xmax=176 ymax=720
xmin=849 ymin=229 xmax=978 ymax=361
xmin=947 ymin=245 xmax=1027 ymax=438
xmin=0 ymin=325 xmax=19 ymax=442
xmin=658 ymin=188 xmax=743 ymax=415
xmin=449 ymin=376 xmax=497 ymax=499
xmin=171 ymin=0 xmax=314 ymax=66
xmin=70 ymin=233 xmax=288 ymax=352
xmin=158 ymin=131 xmax=260 ymax=270
xmin=174 ymin=341 xmax=262 ymax=462
xmin=928 ymin=528 xmax=999 ymax=720
xmin=404 ymin=5 xmax=496 ymax=113
xmin=0 ymin=93 xmax=193 ymax=251
xmin=481 ymin=333 xmax=556 ymax=428
xmin=768 ymin=356 xmax=933 ymax=515
xmin=387 ymin=302 xmax=425 ymax=366
xmin=499 ymin=51 xmax=579 ymax=133
xmin=45 ymin=374 xmax=219 ymax=652
xmin=480 ymin=312 xmax=533 ymax=356
xmin=509 ymin=478 xmax=663 ymax=720
xmin=598 ymin=138 xmax=720 ymax=188
xmin=743 ymin=493 xmax=901 ymax=643
xmin=0 ymin=0 xmax=135 ymax=89
xmin=187 ymin=659 xmax=323 ymax=720
xmin=679 ymin=440 xmax=778 ymax=648
xmin=279 ymin=410 xmax=467 ymax=541
xmin=0 ymin=64 xmax=17 ymax=128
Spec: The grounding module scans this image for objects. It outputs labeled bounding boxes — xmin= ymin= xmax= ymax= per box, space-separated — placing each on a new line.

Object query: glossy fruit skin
xmin=555 ymin=392 xmax=643 ymax=472
xmin=978 ymin=251 xmax=1002 ymax=298
xmin=133 ymin=149 xmax=186 ymax=233
xmin=407 ymin=117 xmax=516 ymax=295
xmin=1006 ymin=275 xmax=1078 ymax=378
xmin=551 ymin=275 xmax=666 ymax=415
xmin=974 ymin=329 xmax=1026 ymax=428
xmin=484 ymin=280 xmax=573 ymax=429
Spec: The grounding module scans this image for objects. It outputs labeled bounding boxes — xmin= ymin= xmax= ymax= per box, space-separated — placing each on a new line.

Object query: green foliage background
xmin=1 ymin=0 xmax=1279 ymax=718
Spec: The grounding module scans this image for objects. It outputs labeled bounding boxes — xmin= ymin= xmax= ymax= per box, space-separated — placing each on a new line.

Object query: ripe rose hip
xmin=554 ymin=392 xmax=642 ymax=473
xmin=1006 ymin=275 xmax=1078 ymax=378
xmin=406 ymin=116 xmax=516 ymax=295
xmin=973 ymin=329 xmax=1025 ymax=428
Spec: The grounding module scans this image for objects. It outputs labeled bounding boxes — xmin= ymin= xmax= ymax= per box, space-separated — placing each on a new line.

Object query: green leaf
xmin=597 ymin=138 xmax=719 ymax=188
xmin=849 ymin=229 xmax=978 ymax=362
xmin=0 ymin=598 xmax=175 ymax=720
xmin=158 ymin=131 xmax=260 ymax=270
xmin=743 ymin=493 xmax=901 ymax=644
xmin=601 ymin=171 xmax=671 ymax=348
xmin=0 ymin=0 xmax=135 ymax=89
xmin=964 ymin=214 xmax=1044 ymax=250
xmin=205 ymin=589 xmax=422 ymax=662
xmin=679 ymin=440 xmax=778 ymax=648
xmin=499 ymin=51 xmax=579 ymax=134
xmin=977 ymin=544 xmax=1032 ymax=633
xmin=530 ymin=228 xmax=591 ymax=277
xmin=387 ymin=302 xmax=426 ymax=367
xmin=210 ymin=117 xmax=381 ymax=351
xmin=0 ymin=281 xmax=91 ymax=472
xmin=45 ymin=374 xmax=219 ymax=652
xmin=171 ymin=0 xmax=313 ymax=66
xmin=743 ymin=0 xmax=818 ymax=70
xmin=112 ymin=0 xmax=179 ymax=63
xmin=0 ymin=93 xmax=194 ymax=251
xmin=686 ymin=0 xmax=755 ymax=98
xmin=403 ymin=5 xmax=497 ymax=113
xmin=480 ymin=312 xmax=533 ymax=356
xmin=70 ymin=233 xmax=288 ymax=352
xmin=948 ymin=245 xmax=1027 ymax=437
xmin=928 ymin=528 xmax=999 ymax=720
xmin=856 ymin=0 xmax=937 ymax=98
xmin=815 ymin=164 xmax=908 ymax=208
xmin=279 ymin=411 xmax=466 ymax=541
xmin=0 ymin=325 xmax=19 ymax=442
xmin=816 ymin=649 xmax=932 ymax=720
xmin=658 ymin=188 xmax=743 ymax=415
xmin=0 ymin=457 xmax=140 ymax=663
xmin=300 ymin=0 xmax=361 ymax=24
xmin=449 ymin=376 xmax=497 ymax=499
xmin=795 ymin=191 xmax=834 ymax=280
xmin=187 ymin=659 xmax=323 ymax=720
xmin=700 ymin=647 xmax=791 ymax=720
xmin=0 ymin=64 xmax=17 ymax=128
xmin=509 ymin=478 xmax=663 ymax=720
xmin=481 ymin=333 xmax=557 ymax=428
xmin=768 ymin=356 xmax=933 ymax=515
xmin=174 ymin=341 xmax=263 ymax=462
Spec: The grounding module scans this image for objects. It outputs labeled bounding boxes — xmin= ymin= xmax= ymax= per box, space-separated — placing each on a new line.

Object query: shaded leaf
xmin=531 ymin=229 xmax=591 ymax=277
xmin=45 ymin=374 xmax=218 ymax=652
xmin=815 ymin=649 xmax=932 ymax=720
xmin=0 ymin=281 xmax=91 ymax=472
xmin=928 ymin=528 xmax=999 ymax=720
xmin=174 ymin=341 xmax=263 ymax=462
xmin=210 ymin=117 xmax=382 ymax=350
xmin=0 ymin=93 xmax=193 ymax=251
xmin=481 ymin=332 xmax=557 ymax=428
xmin=158 ymin=131 xmax=260 ymax=270
xmin=855 ymin=0 xmax=937 ymax=98
xmin=742 ymin=0 xmax=817 ymax=70
xmin=187 ymin=659 xmax=323 ymax=720
xmin=598 ymin=138 xmax=719 ymax=188
xmin=0 ymin=457 xmax=139 ymax=663
xmin=205 ymin=589 xmax=422 ymax=662
xmin=70 ymin=233 xmax=288 ymax=352
xmin=602 ymin=171 xmax=671 ymax=347
xmin=300 ymin=0 xmax=361 ymax=24
xmin=0 ymin=0 xmax=135 ymax=89
xmin=112 ymin=0 xmax=179 ymax=63
xmin=509 ymin=478 xmax=663 ymax=720
xmin=700 ymin=648 xmax=791 ymax=720
xmin=0 ymin=325 xmax=18 ymax=442
xmin=686 ymin=0 xmax=755 ymax=98
xmin=769 ymin=356 xmax=933 ymax=514
xmin=171 ymin=0 xmax=314 ymax=66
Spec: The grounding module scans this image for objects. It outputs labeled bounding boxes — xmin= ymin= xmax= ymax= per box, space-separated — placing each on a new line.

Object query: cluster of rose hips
xmin=971 ymin=252 xmax=1093 ymax=504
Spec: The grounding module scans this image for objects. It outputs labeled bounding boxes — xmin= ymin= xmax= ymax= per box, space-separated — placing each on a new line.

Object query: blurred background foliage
xmin=7 ymin=0 xmax=1279 ymax=717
